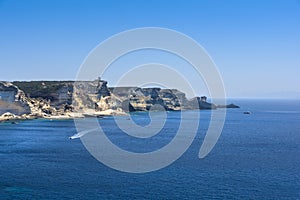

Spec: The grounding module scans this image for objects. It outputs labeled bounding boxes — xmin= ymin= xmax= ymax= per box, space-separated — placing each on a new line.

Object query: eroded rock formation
xmin=0 ymin=79 xmax=239 ymax=121
xmin=0 ymin=82 xmax=31 ymax=115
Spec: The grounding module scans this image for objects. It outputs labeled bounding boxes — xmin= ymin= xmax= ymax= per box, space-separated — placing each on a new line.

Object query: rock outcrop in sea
xmin=0 ymin=79 xmax=239 ymax=121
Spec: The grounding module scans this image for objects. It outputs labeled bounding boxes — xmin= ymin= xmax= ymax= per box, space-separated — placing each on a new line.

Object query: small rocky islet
xmin=0 ymin=79 xmax=239 ymax=122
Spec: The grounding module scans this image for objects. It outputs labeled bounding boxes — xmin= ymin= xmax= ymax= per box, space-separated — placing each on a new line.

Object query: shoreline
xmin=0 ymin=107 xmax=236 ymax=123
xmin=0 ymin=109 xmax=128 ymax=123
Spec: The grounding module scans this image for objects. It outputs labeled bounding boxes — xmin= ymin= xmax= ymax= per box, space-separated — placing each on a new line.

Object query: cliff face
xmin=73 ymin=80 xmax=112 ymax=112
xmin=13 ymin=81 xmax=74 ymax=108
xmin=110 ymin=87 xmax=190 ymax=112
xmin=1 ymin=80 xmax=236 ymax=119
xmin=0 ymin=82 xmax=31 ymax=115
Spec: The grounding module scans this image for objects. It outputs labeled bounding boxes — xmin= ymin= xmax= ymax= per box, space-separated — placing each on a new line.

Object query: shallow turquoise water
xmin=0 ymin=99 xmax=299 ymax=199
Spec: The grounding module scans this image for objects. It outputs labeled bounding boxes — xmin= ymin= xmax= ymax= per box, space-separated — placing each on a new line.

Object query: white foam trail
xmin=69 ymin=128 xmax=99 ymax=140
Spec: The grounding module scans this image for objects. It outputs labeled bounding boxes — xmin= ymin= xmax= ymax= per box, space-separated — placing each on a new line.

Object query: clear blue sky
xmin=0 ymin=0 xmax=299 ymax=98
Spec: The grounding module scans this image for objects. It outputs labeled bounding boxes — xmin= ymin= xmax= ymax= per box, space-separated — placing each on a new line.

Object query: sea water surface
xmin=0 ymin=99 xmax=300 ymax=199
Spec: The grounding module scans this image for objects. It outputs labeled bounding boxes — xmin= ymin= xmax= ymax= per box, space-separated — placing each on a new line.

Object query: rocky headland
xmin=0 ymin=79 xmax=239 ymax=122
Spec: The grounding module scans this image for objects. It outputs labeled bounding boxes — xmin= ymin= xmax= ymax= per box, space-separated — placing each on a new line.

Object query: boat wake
xmin=69 ymin=128 xmax=99 ymax=140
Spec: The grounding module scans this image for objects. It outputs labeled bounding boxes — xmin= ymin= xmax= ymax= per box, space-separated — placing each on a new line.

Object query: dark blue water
xmin=1 ymin=99 xmax=300 ymax=199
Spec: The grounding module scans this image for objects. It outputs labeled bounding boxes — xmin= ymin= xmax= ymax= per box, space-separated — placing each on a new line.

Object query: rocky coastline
xmin=0 ymin=80 xmax=239 ymax=122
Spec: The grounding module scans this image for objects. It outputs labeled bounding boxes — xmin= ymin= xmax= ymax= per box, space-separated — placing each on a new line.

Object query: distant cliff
xmin=0 ymin=80 xmax=239 ymax=120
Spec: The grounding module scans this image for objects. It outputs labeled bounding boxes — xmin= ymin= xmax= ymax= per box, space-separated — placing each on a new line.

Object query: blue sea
xmin=1 ymin=99 xmax=300 ymax=199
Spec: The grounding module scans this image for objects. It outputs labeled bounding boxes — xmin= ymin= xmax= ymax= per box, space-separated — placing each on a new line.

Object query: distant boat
xmin=243 ymin=111 xmax=251 ymax=114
